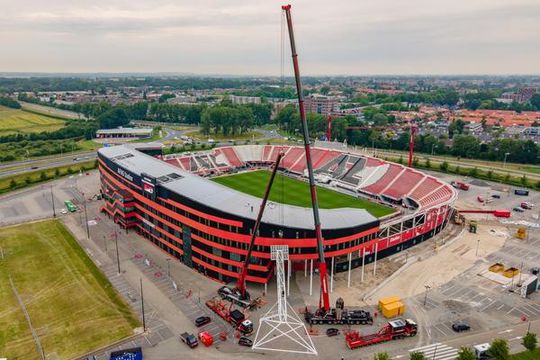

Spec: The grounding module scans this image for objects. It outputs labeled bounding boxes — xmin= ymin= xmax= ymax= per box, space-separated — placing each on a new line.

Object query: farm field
xmin=0 ymin=106 xmax=65 ymax=135
xmin=0 ymin=220 xmax=139 ymax=359
xmin=211 ymin=169 xmax=395 ymax=218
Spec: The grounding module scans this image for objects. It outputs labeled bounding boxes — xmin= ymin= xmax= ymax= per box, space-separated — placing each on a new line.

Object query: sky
xmin=1 ymin=0 xmax=539 ymax=75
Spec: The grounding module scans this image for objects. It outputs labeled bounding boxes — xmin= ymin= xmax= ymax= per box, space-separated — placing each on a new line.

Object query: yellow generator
xmin=516 ymin=227 xmax=527 ymax=240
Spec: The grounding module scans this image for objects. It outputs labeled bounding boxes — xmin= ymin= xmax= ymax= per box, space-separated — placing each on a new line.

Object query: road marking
xmin=498 ymin=329 xmax=513 ymax=334
xmin=510 ymin=336 xmax=523 ymax=341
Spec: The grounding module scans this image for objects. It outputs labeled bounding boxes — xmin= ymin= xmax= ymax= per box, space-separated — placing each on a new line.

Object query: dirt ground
xmin=365 ymin=224 xmax=509 ymax=304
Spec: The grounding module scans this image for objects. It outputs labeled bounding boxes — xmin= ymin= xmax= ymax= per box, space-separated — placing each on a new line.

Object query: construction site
xmin=2 ymin=5 xmax=540 ymax=360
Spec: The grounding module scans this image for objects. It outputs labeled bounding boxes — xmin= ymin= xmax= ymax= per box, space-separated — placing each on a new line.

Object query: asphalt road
xmin=0 ymin=152 xmax=97 ymax=178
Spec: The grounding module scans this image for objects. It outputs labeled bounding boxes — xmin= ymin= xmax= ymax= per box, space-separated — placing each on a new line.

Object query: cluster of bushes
xmin=0 ymin=96 xmax=21 ymax=109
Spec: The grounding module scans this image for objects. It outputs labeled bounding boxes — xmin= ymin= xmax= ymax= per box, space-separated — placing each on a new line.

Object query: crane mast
xmin=236 ymin=152 xmax=284 ymax=298
xmin=281 ymin=4 xmax=331 ymax=312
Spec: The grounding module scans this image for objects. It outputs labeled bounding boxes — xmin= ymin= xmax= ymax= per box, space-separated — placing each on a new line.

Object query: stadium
xmin=98 ymin=142 xmax=457 ymax=285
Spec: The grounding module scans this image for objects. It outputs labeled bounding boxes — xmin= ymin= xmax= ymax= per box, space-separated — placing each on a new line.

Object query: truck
xmin=180 ymin=332 xmax=198 ymax=348
xmin=305 ymin=307 xmax=373 ymax=325
xmin=217 ymin=285 xmax=257 ymax=309
xmin=473 ymin=343 xmax=490 ymax=359
xmin=345 ymin=318 xmax=417 ymax=349
xmin=304 ymin=297 xmax=373 ymax=326
xmin=451 ymin=181 xmax=470 ymax=191
xmin=205 ymin=298 xmax=253 ymax=335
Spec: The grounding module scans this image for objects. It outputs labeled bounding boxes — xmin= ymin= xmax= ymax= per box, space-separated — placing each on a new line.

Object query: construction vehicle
xmin=304 ymin=298 xmax=373 ymax=325
xmin=451 ymin=181 xmax=470 ymax=191
xmin=345 ymin=318 xmax=418 ymax=349
xmin=205 ymin=298 xmax=254 ymax=335
xmin=216 ymin=152 xmax=284 ymax=309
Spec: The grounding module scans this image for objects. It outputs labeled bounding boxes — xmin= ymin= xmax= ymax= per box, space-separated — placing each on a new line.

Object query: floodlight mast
xmin=281 ymin=4 xmax=330 ymax=312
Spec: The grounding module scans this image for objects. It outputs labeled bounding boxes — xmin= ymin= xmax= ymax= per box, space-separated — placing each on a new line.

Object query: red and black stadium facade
xmin=98 ymin=144 xmax=456 ymax=285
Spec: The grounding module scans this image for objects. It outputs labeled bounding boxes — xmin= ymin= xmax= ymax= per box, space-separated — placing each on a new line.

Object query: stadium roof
xmin=99 ymin=144 xmax=379 ymax=230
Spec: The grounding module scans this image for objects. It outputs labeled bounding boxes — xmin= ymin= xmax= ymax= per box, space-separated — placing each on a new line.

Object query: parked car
xmin=238 ymin=337 xmax=253 ymax=347
xmin=452 ymin=320 xmax=471 ymax=332
xmin=513 ymin=207 xmax=525 ymax=213
xmin=531 ymin=267 xmax=539 ymax=275
xmin=521 ymin=202 xmax=534 ymax=209
xmin=180 ymin=332 xmax=198 ymax=348
xmin=195 ymin=316 xmax=211 ymax=327
xmin=326 ymin=328 xmax=339 ymax=337
xmin=492 ymin=194 xmax=501 ymax=199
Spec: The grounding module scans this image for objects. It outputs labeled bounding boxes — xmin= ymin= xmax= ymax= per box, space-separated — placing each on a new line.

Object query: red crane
xmin=282 ymin=4 xmax=331 ymax=312
xmin=236 ymin=152 xmax=284 ymax=298
xmin=217 ymin=152 xmax=284 ymax=308
xmin=408 ymin=124 xmax=417 ymax=168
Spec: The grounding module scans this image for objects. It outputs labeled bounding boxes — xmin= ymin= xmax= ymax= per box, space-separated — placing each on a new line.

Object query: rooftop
xmin=99 ymin=144 xmax=379 ymax=231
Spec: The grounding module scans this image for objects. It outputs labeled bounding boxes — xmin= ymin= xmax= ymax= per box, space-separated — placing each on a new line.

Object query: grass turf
xmin=510 ymin=348 xmax=540 ymax=359
xmin=211 ymin=170 xmax=395 ymax=218
xmin=0 ymin=106 xmax=65 ymax=135
xmin=0 ymin=220 xmax=139 ymax=359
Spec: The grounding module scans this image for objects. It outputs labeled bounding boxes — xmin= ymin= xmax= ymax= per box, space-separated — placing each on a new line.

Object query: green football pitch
xmin=211 ymin=170 xmax=395 ymax=218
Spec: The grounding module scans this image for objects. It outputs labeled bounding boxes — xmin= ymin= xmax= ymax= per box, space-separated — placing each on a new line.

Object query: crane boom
xmin=237 ymin=152 xmax=284 ymax=298
xmin=282 ymin=4 xmax=331 ymax=312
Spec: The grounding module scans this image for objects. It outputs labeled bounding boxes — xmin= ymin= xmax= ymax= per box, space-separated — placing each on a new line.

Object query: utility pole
xmin=50 ymin=186 xmax=56 ymax=218
xmin=114 ymin=231 xmax=120 ymax=274
xmin=82 ymin=197 xmax=90 ymax=239
xmin=140 ymin=278 xmax=146 ymax=332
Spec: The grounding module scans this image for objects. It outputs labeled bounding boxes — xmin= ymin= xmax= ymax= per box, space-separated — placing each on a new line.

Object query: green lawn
xmin=211 ymin=170 xmax=395 ymax=218
xmin=185 ymin=129 xmax=264 ymax=141
xmin=511 ymin=348 xmax=540 ymax=359
xmin=0 ymin=106 xmax=65 ymax=135
xmin=0 ymin=220 xmax=139 ymax=359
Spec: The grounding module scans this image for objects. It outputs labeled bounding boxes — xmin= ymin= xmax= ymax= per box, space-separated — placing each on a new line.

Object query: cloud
xmin=0 ymin=0 xmax=539 ymax=74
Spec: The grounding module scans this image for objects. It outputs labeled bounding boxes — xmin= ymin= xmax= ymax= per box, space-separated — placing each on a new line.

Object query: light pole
xmin=50 ymin=186 xmax=56 ymax=218
xmin=140 ymin=278 xmax=146 ymax=332
xmin=431 ymin=143 xmax=436 ymax=155
xmin=423 ymin=284 xmax=431 ymax=306
xmin=503 ymin=152 xmax=510 ymax=168
xmin=114 ymin=231 xmax=120 ymax=274
xmin=476 ymin=238 xmax=480 ymax=257
xmin=166 ymin=258 xmax=171 ymax=278
xmin=83 ymin=197 xmax=90 ymax=239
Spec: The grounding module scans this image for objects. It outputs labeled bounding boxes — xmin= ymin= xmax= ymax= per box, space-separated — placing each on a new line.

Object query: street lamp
xmin=166 ymin=258 xmax=171 ymax=278
xmin=423 ymin=284 xmax=431 ymax=306
xmin=503 ymin=152 xmax=510 ymax=168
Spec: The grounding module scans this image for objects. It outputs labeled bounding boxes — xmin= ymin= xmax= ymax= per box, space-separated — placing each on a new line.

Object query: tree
xmin=97 ymin=107 xmax=130 ymax=129
xmin=373 ymin=352 xmax=391 ymax=360
xmin=487 ymin=338 xmax=510 ymax=360
xmin=425 ymin=158 xmax=431 ymax=169
xmin=521 ymin=175 xmax=528 ymax=186
xmin=409 ymin=352 xmax=426 ymax=360
xmin=54 ymin=168 xmax=60 ymax=177
xmin=9 ymin=179 xmax=17 ymax=188
xmin=456 ymin=347 xmax=476 ymax=360
xmin=440 ymin=161 xmax=449 ymax=172
xmin=522 ymin=332 xmax=537 ymax=352
xmin=40 ymin=171 xmax=47 ymax=181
